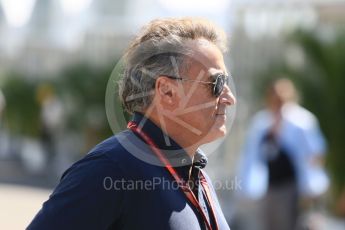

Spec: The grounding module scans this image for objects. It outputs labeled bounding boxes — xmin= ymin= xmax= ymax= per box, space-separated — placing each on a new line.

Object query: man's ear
xmin=155 ymin=76 xmax=178 ymax=107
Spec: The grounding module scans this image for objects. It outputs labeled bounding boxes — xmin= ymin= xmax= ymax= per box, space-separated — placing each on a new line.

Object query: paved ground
xmin=0 ymin=159 xmax=56 ymax=230
xmin=0 ymin=184 xmax=52 ymax=230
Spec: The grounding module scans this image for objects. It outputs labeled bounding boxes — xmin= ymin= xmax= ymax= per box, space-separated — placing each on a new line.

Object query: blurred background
xmin=0 ymin=0 xmax=345 ymax=229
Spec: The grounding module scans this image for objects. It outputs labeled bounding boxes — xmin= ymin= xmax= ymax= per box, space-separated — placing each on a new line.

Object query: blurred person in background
xmin=238 ymin=78 xmax=329 ymax=230
xmin=0 ymin=88 xmax=5 ymax=123
xmin=36 ymin=84 xmax=64 ymax=169
xmin=0 ymin=89 xmax=6 ymax=157
xmin=28 ymin=17 xmax=236 ymax=230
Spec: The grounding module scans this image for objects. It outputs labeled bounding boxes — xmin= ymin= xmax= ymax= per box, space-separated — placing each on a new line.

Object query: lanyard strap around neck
xmin=127 ymin=121 xmax=219 ymax=230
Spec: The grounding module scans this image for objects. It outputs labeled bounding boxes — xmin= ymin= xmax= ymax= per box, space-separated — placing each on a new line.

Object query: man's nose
xmin=219 ymin=84 xmax=236 ymax=106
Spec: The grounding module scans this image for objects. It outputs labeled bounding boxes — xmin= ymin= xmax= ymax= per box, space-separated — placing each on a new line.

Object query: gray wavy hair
xmin=118 ymin=17 xmax=227 ymax=114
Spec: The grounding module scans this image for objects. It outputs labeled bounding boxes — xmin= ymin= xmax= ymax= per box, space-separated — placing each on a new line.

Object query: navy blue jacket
xmin=28 ymin=113 xmax=230 ymax=230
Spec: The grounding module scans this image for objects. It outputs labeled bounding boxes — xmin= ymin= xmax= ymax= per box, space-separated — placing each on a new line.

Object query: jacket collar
xmin=131 ymin=112 xmax=208 ymax=170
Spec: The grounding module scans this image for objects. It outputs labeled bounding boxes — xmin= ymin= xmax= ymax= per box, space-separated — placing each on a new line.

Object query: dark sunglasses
xmin=163 ymin=73 xmax=229 ymax=97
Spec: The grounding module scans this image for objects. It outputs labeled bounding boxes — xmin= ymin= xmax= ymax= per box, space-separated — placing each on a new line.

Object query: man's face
xmin=174 ymin=39 xmax=236 ymax=145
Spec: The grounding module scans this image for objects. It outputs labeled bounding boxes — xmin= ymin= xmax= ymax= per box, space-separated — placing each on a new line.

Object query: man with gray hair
xmin=28 ymin=17 xmax=236 ymax=230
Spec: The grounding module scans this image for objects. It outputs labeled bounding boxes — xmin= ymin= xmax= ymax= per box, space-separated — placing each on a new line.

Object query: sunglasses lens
xmin=214 ymin=75 xmax=225 ymax=97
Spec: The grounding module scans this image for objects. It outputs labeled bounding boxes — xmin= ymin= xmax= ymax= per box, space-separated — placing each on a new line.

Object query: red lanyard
xmin=127 ymin=121 xmax=219 ymax=230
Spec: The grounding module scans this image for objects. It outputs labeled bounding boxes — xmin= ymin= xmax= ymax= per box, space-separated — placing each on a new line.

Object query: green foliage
xmin=55 ymin=63 xmax=115 ymax=143
xmin=1 ymin=62 xmax=124 ymax=147
xmin=291 ymin=29 xmax=345 ymax=196
xmin=2 ymin=74 xmax=40 ymax=137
